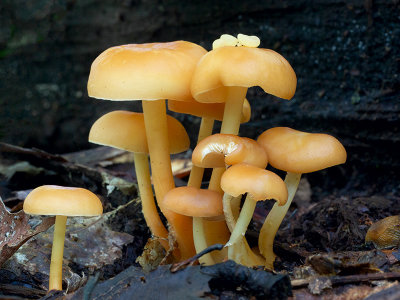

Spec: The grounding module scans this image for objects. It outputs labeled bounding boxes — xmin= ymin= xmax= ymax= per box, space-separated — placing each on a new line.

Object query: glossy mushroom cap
xmin=168 ymin=98 xmax=251 ymax=123
xmin=257 ymin=127 xmax=347 ymax=174
xmin=88 ymin=41 xmax=207 ymax=101
xmin=89 ymin=110 xmax=190 ymax=154
xmin=365 ymin=215 xmax=400 ymax=249
xmin=192 ymin=134 xmax=268 ymax=168
xmin=23 ymin=185 xmax=103 ymax=217
xmin=163 ymin=187 xmax=223 ymax=217
xmin=191 ymin=46 xmax=297 ymax=103
xmin=221 ymin=163 xmax=287 ymax=205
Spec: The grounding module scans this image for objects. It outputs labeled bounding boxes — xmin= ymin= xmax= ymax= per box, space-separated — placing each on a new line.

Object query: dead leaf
xmin=0 ymin=197 xmax=54 ymax=267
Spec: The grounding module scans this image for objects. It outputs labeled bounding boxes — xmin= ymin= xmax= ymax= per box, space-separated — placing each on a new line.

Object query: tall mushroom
xmin=89 ymin=110 xmax=190 ymax=253
xmin=88 ymin=41 xmax=207 ymax=260
xmin=23 ymin=185 xmax=103 ymax=291
xmin=257 ymin=127 xmax=347 ymax=269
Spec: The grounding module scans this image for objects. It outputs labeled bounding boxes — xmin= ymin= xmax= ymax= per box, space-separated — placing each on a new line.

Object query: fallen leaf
xmin=0 ymin=197 xmax=54 ymax=267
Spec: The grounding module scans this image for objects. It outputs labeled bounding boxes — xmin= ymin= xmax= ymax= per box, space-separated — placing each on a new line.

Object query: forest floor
xmin=1 ymin=143 xmax=400 ymax=299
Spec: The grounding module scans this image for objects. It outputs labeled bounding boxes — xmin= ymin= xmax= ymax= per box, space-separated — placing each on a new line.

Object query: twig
xmin=291 ymin=272 xmax=400 ymax=289
xmin=170 ymin=244 xmax=224 ymax=273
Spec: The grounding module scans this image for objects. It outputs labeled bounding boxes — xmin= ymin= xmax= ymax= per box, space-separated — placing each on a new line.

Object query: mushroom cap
xmin=23 ymin=185 xmax=103 ymax=217
xmin=88 ymin=41 xmax=207 ymax=102
xmin=257 ymin=127 xmax=347 ymax=174
xmin=191 ymin=46 xmax=297 ymax=103
xmin=192 ymin=134 xmax=268 ymax=168
xmin=89 ymin=110 xmax=189 ymax=154
xmin=221 ymin=163 xmax=287 ymax=204
xmin=163 ymin=187 xmax=223 ymax=217
xmin=365 ymin=215 xmax=400 ymax=249
xmin=168 ymin=98 xmax=251 ymax=123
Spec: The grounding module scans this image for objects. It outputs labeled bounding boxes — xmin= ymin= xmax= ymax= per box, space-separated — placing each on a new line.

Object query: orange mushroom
xmin=221 ymin=164 xmax=287 ymax=249
xmin=163 ymin=187 xmax=223 ymax=265
xmin=88 ymin=41 xmax=207 ymax=260
xmin=190 ymin=34 xmax=296 ymax=203
xmin=257 ymin=127 xmax=347 ymax=269
xmin=192 ymin=133 xmax=268 ymax=231
xmin=23 ymin=185 xmax=102 ymax=291
xmin=89 ymin=110 xmax=190 ymax=253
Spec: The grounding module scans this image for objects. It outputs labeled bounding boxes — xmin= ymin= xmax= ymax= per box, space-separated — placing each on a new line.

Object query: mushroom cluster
xmin=85 ymin=33 xmax=347 ymax=269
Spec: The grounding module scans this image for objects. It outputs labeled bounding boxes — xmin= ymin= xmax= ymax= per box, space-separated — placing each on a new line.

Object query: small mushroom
xmin=257 ymin=127 xmax=347 ymax=269
xmin=192 ymin=133 xmax=268 ymax=230
xmin=192 ymin=133 xmax=267 ymax=170
xmin=89 ymin=110 xmax=190 ymax=254
xmin=88 ymin=41 xmax=206 ymax=260
xmin=220 ymin=164 xmax=287 ymax=248
xmin=163 ymin=187 xmax=223 ymax=265
xmin=23 ymin=185 xmax=103 ymax=291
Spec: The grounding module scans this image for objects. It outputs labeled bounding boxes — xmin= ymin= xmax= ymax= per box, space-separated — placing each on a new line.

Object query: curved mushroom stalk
xmin=258 ymin=172 xmax=301 ymax=269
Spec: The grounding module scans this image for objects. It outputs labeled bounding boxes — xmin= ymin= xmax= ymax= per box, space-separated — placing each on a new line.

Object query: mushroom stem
xmin=134 ymin=152 xmax=169 ymax=250
xmin=223 ymin=193 xmax=238 ymax=232
xmin=49 ymin=215 xmax=67 ymax=291
xmin=259 ymin=172 xmax=301 ymax=269
xmin=188 ymin=116 xmax=215 ymax=188
xmin=193 ymin=217 xmax=214 ymax=265
xmin=142 ymin=100 xmax=195 ymax=260
xmin=208 ymin=86 xmax=247 ymax=198
xmin=227 ymin=238 xmax=265 ymax=267
xmin=220 ymin=87 xmax=248 ymax=135
xmin=188 ymin=117 xmax=216 ymax=264
xmin=226 ymin=194 xmax=256 ymax=246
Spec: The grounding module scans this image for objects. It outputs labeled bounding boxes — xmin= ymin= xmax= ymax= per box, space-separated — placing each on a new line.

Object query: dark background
xmin=0 ymin=0 xmax=399 ymax=194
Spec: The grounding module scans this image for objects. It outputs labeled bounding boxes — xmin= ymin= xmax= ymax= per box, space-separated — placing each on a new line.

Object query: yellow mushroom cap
xmin=191 ymin=46 xmax=297 ymax=103
xmin=365 ymin=215 xmax=400 ymax=249
xmin=23 ymin=185 xmax=103 ymax=217
xmin=257 ymin=127 xmax=347 ymax=174
xmin=88 ymin=41 xmax=207 ymax=102
xmin=89 ymin=110 xmax=189 ymax=154
xmin=168 ymin=98 xmax=251 ymax=123
xmin=192 ymin=134 xmax=268 ymax=168
xmin=163 ymin=187 xmax=223 ymax=217
xmin=221 ymin=163 xmax=287 ymax=204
